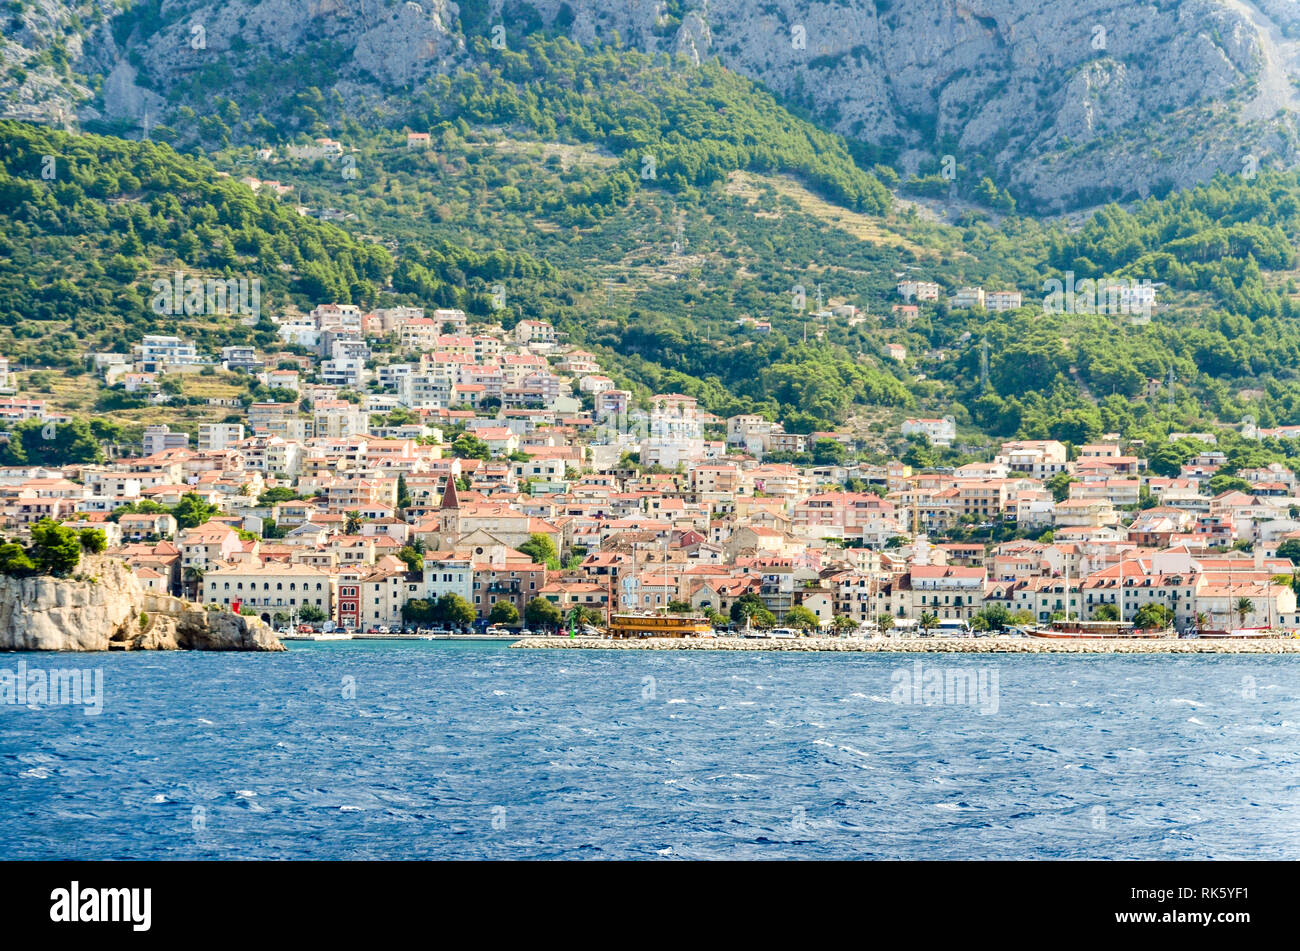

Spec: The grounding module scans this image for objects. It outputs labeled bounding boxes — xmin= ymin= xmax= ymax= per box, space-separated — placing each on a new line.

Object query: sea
xmin=2 ymin=641 xmax=1297 ymax=859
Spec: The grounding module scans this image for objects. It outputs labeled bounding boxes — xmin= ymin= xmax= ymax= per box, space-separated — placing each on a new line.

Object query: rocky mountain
xmin=555 ymin=0 xmax=1300 ymax=210
xmin=4 ymin=0 xmax=1300 ymax=210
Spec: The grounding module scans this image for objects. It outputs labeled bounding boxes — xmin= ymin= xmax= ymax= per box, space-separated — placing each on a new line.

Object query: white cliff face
xmin=90 ymin=0 xmax=463 ymax=119
xmin=353 ymin=1 xmax=461 ymax=86
xmin=0 ymin=556 xmax=283 ymax=652
xmin=4 ymin=0 xmax=1300 ymax=209
xmin=0 ymin=0 xmax=107 ymax=124
xmin=525 ymin=0 xmax=1295 ymax=210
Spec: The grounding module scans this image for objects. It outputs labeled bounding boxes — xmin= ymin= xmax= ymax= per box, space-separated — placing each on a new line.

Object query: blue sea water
xmin=1 ymin=642 xmax=1298 ymax=859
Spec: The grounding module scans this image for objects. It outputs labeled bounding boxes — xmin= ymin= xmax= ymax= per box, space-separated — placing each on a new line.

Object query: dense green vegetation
xmin=0 ymin=418 xmax=105 ymax=465
xmin=410 ymin=36 xmax=892 ymax=216
xmin=0 ymin=519 xmax=105 ymax=577
xmin=0 ymin=119 xmax=391 ymax=364
xmin=10 ymin=24 xmax=1300 ymax=455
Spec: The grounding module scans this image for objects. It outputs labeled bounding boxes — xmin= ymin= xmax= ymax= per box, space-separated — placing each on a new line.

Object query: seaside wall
xmin=514 ymin=635 xmax=1300 ymax=654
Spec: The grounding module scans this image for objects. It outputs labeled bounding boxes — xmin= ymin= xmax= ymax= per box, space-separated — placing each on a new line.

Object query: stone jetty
xmin=513 ymin=635 xmax=1300 ymax=654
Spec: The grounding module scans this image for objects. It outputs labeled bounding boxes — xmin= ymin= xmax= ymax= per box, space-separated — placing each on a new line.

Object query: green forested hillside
xmin=0 ymin=120 xmax=391 ymax=362
xmin=11 ymin=28 xmax=1300 ymax=458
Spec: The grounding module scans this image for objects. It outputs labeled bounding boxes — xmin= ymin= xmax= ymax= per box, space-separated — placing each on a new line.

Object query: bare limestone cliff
xmin=533 ymin=0 xmax=1300 ymax=210
xmin=0 ymin=556 xmax=284 ymax=652
xmin=5 ymin=0 xmax=1300 ymax=209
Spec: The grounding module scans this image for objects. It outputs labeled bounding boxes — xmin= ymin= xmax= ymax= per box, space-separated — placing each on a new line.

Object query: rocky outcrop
xmin=6 ymin=0 xmax=1300 ymax=209
xmin=86 ymin=0 xmax=463 ymax=122
xmin=528 ymin=0 xmax=1299 ymax=211
xmin=0 ymin=556 xmax=283 ymax=652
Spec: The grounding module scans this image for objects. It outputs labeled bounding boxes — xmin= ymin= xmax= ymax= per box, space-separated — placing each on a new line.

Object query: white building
xmin=199 ymin=423 xmax=246 ymax=452
xmin=422 ymin=556 xmax=474 ymax=605
xmin=1099 ymin=282 xmax=1157 ymax=319
xmin=897 ymin=280 xmax=941 ymax=302
xmin=596 ymin=389 xmax=631 ymax=422
xmin=950 ymin=287 xmax=986 ymax=310
xmin=313 ymin=401 xmax=369 ymax=439
xmin=431 ymin=308 xmax=469 ymax=333
xmin=902 ymin=417 xmax=956 ymax=448
xmin=321 ymin=356 xmax=367 ymax=388
xmin=203 ymin=563 xmax=334 ymax=622
xmin=985 ymin=290 xmax=1022 ymax=311
xmin=641 ymin=393 xmax=704 ymax=468
xmin=399 ymin=368 xmax=454 ymax=410
xmin=142 ymin=424 xmax=190 ymax=455
xmin=134 ymin=335 xmax=202 ymax=372
xmin=513 ymin=320 xmax=557 ymax=348
xmin=276 ymin=317 xmax=320 ymax=348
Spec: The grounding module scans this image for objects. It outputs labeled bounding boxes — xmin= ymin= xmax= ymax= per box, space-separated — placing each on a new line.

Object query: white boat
xmin=767 ymin=627 xmax=799 ymax=639
xmin=1196 ymin=627 xmax=1286 ymax=639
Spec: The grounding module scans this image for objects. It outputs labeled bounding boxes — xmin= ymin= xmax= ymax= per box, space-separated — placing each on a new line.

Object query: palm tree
xmin=877 ymin=613 xmax=895 ymax=636
xmin=345 ymin=510 xmax=364 ymax=535
xmin=1235 ymin=597 xmax=1254 ymax=629
xmin=1195 ymin=612 xmax=1208 ymax=636
xmin=918 ymin=611 xmax=939 ymax=635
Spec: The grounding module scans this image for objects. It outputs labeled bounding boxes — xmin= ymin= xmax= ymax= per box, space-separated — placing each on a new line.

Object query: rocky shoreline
xmin=0 ymin=557 xmax=283 ymax=652
xmin=513 ymin=635 xmax=1300 ymax=654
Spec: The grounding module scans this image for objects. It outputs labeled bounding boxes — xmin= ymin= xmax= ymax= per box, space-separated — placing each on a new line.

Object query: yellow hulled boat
xmin=606 ymin=613 xmax=713 ymax=638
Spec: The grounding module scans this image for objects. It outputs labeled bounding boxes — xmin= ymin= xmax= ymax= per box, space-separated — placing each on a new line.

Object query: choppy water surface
xmin=2 ymin=642 xmax=1297 ymax=859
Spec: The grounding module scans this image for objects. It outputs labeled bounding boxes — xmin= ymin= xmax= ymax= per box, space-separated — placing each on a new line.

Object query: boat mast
xmin=1227 ymin=559 xmax=1232 ymax=632
xmin=1266 ymin=574 xmax=1272 ymax=630
xmin=1064 ymin=560 xmax=1070 ymax=622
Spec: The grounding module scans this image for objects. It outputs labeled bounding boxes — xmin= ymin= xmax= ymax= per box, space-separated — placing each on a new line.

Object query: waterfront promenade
xmin=514 ymin=635 xmax=1300 ymax=654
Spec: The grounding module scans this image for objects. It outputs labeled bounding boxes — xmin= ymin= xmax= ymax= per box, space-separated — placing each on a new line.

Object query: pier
xmin=513 ymin=635 xmax=1300 ymax=654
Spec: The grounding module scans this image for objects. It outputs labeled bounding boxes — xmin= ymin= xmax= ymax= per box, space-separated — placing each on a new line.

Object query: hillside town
xmin=3 ymin=304 xmax=1300 ymax=637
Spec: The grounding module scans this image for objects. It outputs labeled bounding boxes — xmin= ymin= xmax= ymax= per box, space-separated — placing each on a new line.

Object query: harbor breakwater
xmin=513 ymin=635 xmax=1300 ymax=654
